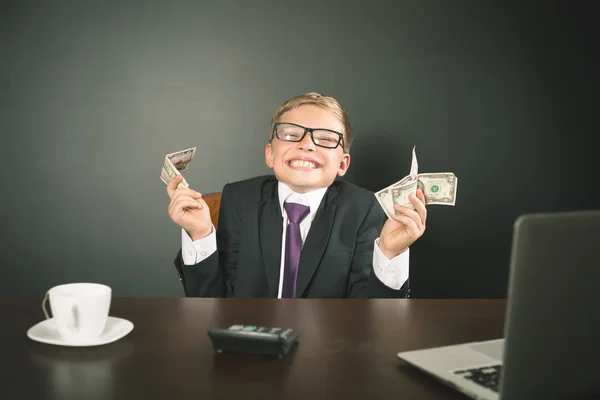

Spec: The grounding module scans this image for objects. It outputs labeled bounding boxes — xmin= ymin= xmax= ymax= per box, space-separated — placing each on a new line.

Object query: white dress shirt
xmin=181 ymin=182 xmax=410 ymax=296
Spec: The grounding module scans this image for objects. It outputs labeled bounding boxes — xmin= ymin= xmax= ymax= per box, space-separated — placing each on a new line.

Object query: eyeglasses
xmin=272 ymin=122 xmax=345 ymax=150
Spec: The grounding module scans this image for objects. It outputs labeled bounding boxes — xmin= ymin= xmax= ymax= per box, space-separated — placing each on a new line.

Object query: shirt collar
xmin=278 ymin=181 xmax=327 ymax=221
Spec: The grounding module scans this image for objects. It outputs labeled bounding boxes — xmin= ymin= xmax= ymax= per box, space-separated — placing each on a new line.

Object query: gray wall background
xmin=1 ymin=0 xmax=598 ymax=298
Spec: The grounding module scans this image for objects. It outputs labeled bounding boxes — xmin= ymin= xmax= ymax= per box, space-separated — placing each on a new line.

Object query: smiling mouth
xmin=288 ymin=160 xmax=320 ymax=169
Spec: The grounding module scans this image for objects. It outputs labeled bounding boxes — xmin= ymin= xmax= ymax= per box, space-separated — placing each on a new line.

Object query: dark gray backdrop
xmin=1 ymin=0 xmax=598 ymax=297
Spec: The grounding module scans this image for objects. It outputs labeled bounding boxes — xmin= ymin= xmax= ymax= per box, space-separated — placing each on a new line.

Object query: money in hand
xmin=375 ymin=146 xmax=458 ymax=219
xmin=160 ymin=147 xmax=196 ymax=189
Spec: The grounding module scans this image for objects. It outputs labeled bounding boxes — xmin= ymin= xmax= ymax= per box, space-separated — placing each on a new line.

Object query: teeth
xmin=289 ymin=160 xmax=318 ymax=169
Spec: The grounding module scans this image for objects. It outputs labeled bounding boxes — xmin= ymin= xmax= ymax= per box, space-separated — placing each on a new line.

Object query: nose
xmin=297 ymin=131 xmax=316 ymax=152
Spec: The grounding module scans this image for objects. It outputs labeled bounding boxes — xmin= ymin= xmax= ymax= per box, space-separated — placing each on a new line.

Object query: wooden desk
xmin=1 ymin=298 xmax=506 ymax=400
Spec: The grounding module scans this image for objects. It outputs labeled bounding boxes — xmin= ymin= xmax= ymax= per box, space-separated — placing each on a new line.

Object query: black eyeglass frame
xmin=271 ymin=122 xmax=345 ymax=150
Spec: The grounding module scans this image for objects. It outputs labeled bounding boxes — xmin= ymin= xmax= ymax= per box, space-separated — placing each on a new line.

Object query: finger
xmin=409 ymin=192 xmax=427 ymax=225
xmin=172 ymin=188 xmax=202 ymax=202
xmin=394 ymin=204 xmax=424 ymax=229
xmin=173 ymin=199 xmax=202 ymax=213
xmin=166 ymin=174 xmax=183 ymax=198
xmin=389 ymin=212 xmax=421 ymax=233
xmin=169 ymin=195 xmax=202 ymax=214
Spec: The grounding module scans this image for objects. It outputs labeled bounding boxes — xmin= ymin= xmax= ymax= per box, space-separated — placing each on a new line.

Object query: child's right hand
xmin=166 ymin=174 xmax=213 ymax=240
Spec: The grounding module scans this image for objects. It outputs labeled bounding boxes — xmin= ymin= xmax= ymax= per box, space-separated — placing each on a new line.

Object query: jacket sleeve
xmin=346 ymin=196 xmax=411 ymax=298
xmin=173 ymin=183 xmax=241 ymax=297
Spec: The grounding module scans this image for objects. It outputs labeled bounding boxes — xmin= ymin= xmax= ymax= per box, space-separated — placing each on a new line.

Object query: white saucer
xmin=27 ymin=316 xmax=134 ymax=347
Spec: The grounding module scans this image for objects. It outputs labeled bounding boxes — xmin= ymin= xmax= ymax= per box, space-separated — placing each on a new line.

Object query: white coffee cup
xmin=42 ymin=283 xmax=112 ymax=343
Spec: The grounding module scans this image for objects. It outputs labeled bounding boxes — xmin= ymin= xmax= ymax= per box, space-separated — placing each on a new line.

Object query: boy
xmin=167 ymin=92 xmax=427 ymax=298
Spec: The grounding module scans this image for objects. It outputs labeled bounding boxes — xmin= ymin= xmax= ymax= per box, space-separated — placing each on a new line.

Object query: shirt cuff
xmin=372 ymin=238 xmax=410 ymax=290
xmin=181 ymin=226 xmax=217 ymax=265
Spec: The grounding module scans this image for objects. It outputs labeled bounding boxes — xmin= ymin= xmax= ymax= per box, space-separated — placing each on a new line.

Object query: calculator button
xmin=228 ymin=325 xmax=244 ymax=330
xmin=243 ymin=326 xmax=257 ymax=331
xmin=270 ymin=328 xmax=282 ymax=334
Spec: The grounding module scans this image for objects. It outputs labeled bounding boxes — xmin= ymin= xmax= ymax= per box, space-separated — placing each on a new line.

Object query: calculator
xmin=207 ymin=325 xmax=300 ymax=357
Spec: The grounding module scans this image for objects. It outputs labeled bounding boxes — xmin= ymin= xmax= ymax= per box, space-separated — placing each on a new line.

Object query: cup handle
xmin=42 ymin=291 xmax=51 ymax=320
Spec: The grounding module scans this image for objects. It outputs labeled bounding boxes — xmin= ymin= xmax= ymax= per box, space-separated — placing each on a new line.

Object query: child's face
xmin=265 ymin=105 xmax=351 ymax=193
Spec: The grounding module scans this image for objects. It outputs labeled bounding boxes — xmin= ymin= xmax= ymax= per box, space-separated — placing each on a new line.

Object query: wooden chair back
xmin=202 ymin=192 xmax=222 ymax=228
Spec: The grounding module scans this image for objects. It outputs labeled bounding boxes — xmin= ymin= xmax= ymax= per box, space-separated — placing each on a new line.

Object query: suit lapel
xmin=258 ymin=181 xmax=283 ymax=297
xmin=295 ymin=185 xmax=338 ymax=298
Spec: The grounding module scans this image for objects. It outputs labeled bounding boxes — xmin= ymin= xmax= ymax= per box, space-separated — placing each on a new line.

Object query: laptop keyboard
xmin=453 ymin=364 xmax=502 ymax=393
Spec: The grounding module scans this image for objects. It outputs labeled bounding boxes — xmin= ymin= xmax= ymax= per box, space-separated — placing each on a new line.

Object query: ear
xmin=336 ymin=153 xmax=351 ymax=177
xmin=265 ymin=143 xmax=274 ymax=169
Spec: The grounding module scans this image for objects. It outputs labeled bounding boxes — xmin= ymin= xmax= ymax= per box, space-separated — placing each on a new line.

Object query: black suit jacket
xmin=173 ymin=175 xmax=410 ymax=298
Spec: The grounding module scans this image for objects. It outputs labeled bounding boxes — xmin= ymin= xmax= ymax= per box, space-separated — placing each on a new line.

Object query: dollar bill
xmin=408 ymin=145 xmax=418 ymax=181
xmin=416 ymin=173 xmax=458 ymax=206
xmin=375 ymin=146 xmax=458 ymax=219
xmin=160 ymin=147 xmax=196 ymax=189
xmin=389 ymin=172 xmax=458 ymax=209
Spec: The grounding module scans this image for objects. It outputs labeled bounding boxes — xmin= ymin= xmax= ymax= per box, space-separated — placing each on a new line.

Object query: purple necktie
xmin=282 ymin=201 xmax=310 ymax=298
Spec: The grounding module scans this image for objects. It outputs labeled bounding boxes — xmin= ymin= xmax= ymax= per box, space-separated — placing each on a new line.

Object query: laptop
xmin=397 ymin=209 xmax=600 ymax=400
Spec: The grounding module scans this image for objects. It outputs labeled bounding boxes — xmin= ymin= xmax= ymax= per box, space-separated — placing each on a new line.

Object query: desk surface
xmin=1 ymin=298 xmax=506 ymax=400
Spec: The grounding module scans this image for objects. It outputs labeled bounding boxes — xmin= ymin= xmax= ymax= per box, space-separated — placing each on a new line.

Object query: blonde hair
xmin=269 ymin=92 xmax=353 ymax=153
